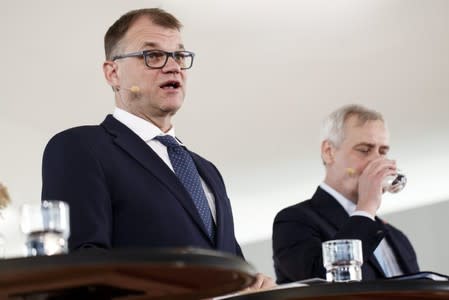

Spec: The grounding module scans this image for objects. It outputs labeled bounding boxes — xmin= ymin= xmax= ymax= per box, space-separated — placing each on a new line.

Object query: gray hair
xmin=321 ymin=104 xmax=385 ymax=147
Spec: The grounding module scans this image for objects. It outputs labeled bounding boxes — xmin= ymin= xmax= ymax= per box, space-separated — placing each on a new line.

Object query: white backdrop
xmin=0 ymin=0 xmax=448 ymax=257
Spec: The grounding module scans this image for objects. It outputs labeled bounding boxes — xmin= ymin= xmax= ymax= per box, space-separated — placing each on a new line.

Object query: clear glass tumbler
xmin=0 ymin=233 xmax=5 ymax=258
xmin=382 ymin=169 xmax=407 ymax=193
xmin=322 ymin=239 xmax=363 ymax=282
xmin=20 ymin=200 xmax=70 ymax=256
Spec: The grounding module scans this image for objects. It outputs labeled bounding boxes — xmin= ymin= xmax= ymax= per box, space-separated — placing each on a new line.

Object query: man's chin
xmin=160 ymin=103 xmax=182 ymax=115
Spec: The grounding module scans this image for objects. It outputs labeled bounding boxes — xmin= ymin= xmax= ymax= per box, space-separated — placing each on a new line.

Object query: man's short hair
xmin=104 ymin=8 xmax=183 ymax=60
xmin=321 ymin=104 xmax=385 ymax=147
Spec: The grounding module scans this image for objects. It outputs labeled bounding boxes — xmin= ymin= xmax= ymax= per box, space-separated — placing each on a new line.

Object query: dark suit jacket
xmin=42 ymin=115 xmax=243 ymax=257
xmin=272 ymin=187 xmax=419 ymax=283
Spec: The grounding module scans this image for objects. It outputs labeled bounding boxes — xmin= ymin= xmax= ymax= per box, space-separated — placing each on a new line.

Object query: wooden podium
xmin=0 ymin=248 xmax=257 ymax=299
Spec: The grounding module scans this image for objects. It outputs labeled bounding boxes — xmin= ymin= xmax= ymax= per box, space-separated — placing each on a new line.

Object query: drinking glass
xmin=20 ymin=201 xmax=70 ymax=256
xmin=322 ymin=239 xmax=363 ymax=282
xmin=0 ymin=233 xmax=5 ymax=258
xmin=383 ymin=169 xmax=407 ymax=193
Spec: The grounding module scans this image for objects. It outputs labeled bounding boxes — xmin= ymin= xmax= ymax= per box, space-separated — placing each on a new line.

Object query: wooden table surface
xmin=0 ymin=247 xmax=256 ymax=300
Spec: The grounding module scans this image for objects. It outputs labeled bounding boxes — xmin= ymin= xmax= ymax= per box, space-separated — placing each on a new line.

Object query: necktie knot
xmin=154 ymin=135 xmax=181 ymax=148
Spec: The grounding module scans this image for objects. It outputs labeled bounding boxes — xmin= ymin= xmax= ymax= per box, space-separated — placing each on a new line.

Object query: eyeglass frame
xmin=112 ymin=50 xmax=195 ymax=70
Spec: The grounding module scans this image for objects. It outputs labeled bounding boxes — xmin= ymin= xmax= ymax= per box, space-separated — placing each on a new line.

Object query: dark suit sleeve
xmin=41 ymin=131 xmax=112 ymax=250
xmin=273 ymin=208 xmax=384 ymax=283
xmin=233 ymin=226 xmax=244 ymax=258
xmin=273 ymin=208 xmax=324 ymax=282
xmin=206 ymin=160 xmax=244 ymax=258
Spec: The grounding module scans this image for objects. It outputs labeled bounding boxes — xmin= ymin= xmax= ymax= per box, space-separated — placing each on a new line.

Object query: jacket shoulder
xmin=46 ymin=125 xmax=106 ymax=148
xmin=50 ymin=125 xmax=104 ymax=140
xmin=274 ymin=199 xmax=314 ymax=221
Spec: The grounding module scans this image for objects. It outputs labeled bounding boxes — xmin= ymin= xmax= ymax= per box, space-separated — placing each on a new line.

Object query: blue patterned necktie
xmin=154 ymin=135 xmax=215 ymax=242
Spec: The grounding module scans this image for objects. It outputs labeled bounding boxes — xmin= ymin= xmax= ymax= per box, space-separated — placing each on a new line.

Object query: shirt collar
xmin=319 ymin=182 xmax=357 ymax=216
xmin=113 ymin=107 xmax=177 ymax=142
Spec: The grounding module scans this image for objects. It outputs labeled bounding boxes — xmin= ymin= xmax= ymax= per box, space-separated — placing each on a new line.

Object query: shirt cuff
xmin=351 ymin=210 xmax=375 ymax=221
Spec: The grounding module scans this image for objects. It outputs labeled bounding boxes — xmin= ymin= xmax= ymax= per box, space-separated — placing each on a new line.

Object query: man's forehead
xmin=124 ymin=17 xmax=183 ymax=45
xmin=343 ymin=117 xmax=389 ymax=145
xmin=344 ymin=115 xmax=387 ymax=131
xmin=142 ymin=41 xmax=184 ymax=48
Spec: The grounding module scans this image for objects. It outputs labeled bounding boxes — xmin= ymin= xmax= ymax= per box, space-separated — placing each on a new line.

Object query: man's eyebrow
xmin=353 ymin=143 xmax=375 ymax=148
xmin=141 ymin=42 xmax=159 ymax=49
xmin=141 ymin=42 xmax=185 ymax=50
xmin=353 ymin=143 xmax=390 ymax=152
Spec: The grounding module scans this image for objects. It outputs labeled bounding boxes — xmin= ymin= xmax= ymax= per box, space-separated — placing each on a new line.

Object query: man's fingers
xmin=248 ymin=273 xmax=276 ymax=290
xmin=248 ymin=273 xmax=264 ymax=289
xmin=260 ymin=275 xmax=276 ymax=289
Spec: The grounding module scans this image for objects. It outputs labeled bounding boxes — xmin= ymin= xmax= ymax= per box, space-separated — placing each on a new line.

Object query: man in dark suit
xmin=273 ymin=104 xmax=419 ymax=283
xmin=42 ymin=8 xmax=273 ymax=290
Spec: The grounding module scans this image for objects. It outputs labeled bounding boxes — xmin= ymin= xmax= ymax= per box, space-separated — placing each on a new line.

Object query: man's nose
xmin=162 ymin=55 xmax=181 ymax=73
xmin=372 ymin=151 xmax=382 ymax=158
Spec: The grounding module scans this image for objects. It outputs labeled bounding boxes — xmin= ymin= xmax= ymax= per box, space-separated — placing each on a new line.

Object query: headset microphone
xmin=115 ymin=85 xmax=141 ymax=94
xmin=128 ymin=86 xmax=140 ymax=94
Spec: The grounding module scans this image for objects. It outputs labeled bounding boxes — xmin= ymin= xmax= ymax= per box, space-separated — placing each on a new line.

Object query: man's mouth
xmin=160 ymin=80 xmax=181 ymax=89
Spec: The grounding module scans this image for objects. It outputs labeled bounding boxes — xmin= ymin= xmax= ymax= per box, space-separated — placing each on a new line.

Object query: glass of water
xmin=20 ymin=201 xmax=70 ymax=256
xmin=382 ymin=169 xmax=407 ymax=193
xmin=0 ymin=233 xmax=5 ymax=258
xmin=322 ymin=239 xmax=363 ymax=282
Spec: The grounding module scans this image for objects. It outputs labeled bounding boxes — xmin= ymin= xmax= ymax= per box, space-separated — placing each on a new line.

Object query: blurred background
xmin=0 ymin=0 xmax=448 ymax=277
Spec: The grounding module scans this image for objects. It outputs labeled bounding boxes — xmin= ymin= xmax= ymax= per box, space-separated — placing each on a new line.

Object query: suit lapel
xmin=310 ymin=187 xmax=350 ymax=230
xmin=368 ymin=253 xmax=386 ymax=277
xmin=376 ymin=217 xmax=412 ymax=274
xmin=311 ymin=187 xmax=385 ymax=276
xmin=367 ymin=217 xmax=390 ymax=276
xmin=101 ymin=115 xmax=213 ymax=244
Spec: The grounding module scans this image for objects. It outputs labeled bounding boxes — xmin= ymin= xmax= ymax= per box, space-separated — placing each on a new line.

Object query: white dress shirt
xmin=320 ymin=182 xmax=403 ymax=277
xmin=113 ymin=107 xmax=217 ymax=223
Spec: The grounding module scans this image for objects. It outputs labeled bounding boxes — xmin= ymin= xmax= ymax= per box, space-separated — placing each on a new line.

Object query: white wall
xmin=0 ymin=0 xmax=448 ymax=257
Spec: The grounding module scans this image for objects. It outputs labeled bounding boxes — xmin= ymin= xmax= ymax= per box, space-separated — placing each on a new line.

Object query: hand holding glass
xmin=322 ymin=239 xmax=363 ymax=282
xmin=20 ymin=201 xmax=70 ymax=256
xmin=346 ymin=165 xmax=407 ymax=194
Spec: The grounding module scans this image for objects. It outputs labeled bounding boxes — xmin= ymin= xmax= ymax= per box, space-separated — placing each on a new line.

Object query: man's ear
xmin=103 ymin=61 xmax=119 ymax=90
xmin=321 ymin=140 xmax=336 ymax=165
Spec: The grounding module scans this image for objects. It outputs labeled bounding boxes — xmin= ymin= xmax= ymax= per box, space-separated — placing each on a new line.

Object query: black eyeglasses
xmin=112 ymin=50 xmax=195 ymax=70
